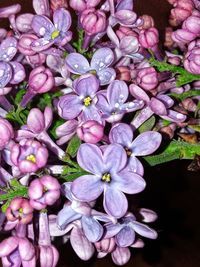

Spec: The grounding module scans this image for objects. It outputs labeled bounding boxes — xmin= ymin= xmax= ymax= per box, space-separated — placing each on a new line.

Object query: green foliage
xmin=138 ymin=116 xmax=156 ymax=133
xmin=66 ymin=135 xmax=81 ymax=158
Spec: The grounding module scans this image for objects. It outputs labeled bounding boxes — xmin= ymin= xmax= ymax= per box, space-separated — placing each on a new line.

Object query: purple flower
xmin=109 ymin=123 xmax=162 ymax=175
xmin=31 ymin=8 xmax=72 ymax=52
xmin=0 ymin=37 xmax=25 ymax=93
xmin=71 ymin=143 xmax=146 ymax=218
xmin=65 ymin=48 xmax=116 ymax=85
xmin=58 ymin=74 xmax=102 ymax=122
xmin=0 ymin=118 xmax=14 ymax=150
xmin=104 ymin=213 xmax=157 ymax=247
xmin=10 ymin=139 xmax=48 ymax=174
xmin=57 ymin=182 xmax=108 ymax=242
xmin=96 ymin=80 xmax=144 ymax=123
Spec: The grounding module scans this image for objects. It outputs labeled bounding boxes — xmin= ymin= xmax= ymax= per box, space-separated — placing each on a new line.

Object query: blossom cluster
xmin=0 ymin=0 xmax=199 ymax=266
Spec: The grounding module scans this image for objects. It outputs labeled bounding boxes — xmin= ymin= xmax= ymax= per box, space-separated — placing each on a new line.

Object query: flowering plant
xmin=0 ymin=0 xmax=199 ymax=266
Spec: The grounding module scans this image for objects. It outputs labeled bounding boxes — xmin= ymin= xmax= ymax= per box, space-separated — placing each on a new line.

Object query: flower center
xmin=51 ymin=30 xmax=60 ymax=40
xmin=19 ymin=208 xmax=23 ymax=216
xmin=102 ymin=173 xmax=111 ymax=183
xmin=26 ymin=154 xmax=36 ymax=163
xmin=83 ymin=96 xmax=92 ymax=107
xmin=125 ymin=147 xmax=132 ymax=157
xmin=89 ymin=69 xmax=97 ymax=75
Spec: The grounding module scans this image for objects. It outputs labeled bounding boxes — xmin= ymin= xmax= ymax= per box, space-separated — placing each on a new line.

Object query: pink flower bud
xmin=139 ymin=27 xmax=159 ymax=49
xmin=28 ymin=175 xmax=60 ymax=210
xmin=182 ymin=98 xmax=197 ymax=112
xmin=139 ymin=208 xmax=158 ymax=223
xmin=6 ymin=197 xmax=33 ymax=224
xmin=0 ymin=118 xmax=14 ymax=150
xmin=26 ymin=53 xmax=46 ymax=67
xmin=136 ymin=67 xmax=158 ymax=91
xmin=80 ymin=8 xmax=106 ymax=36
xmin=69 ymin=0 xmax=101 ymax=12
xmin=50 ymin=0 xmax=68 ymax=11
xmin=77 ymin=120 xmax=104 ymax=144
xmin=95 ymin=238 xmax=116 ymax=254
xmin=29 ymin=66 xmax=54 ymax=94
xmin=159 ymin=123 xmax=176 ymax=139
xmin=172 ymin=29 xmax=196 ymax=44
xmin=116 ymin=66 xmax=131 ymax=81
xmin=119 ymin=35 xmax=139 ymax=54
xmin=16 ymin=13 xmax=34 ymax=33
xmin=138 ymin=15 xmax=155 ymax=30
xmin=116 ymin=26 xmax=138 ymax=39
xmin=183 ymin=15 xmax=200 ymax=34
xmin=184 ymin=45 xmax=200 ymax=74
xmin=170 ymin=8 xmax=191 ymax=26
xmin=18 ymin=34 xmax=38 ymax=56
xmin=0 ymin=4 xmax=21 ymax=18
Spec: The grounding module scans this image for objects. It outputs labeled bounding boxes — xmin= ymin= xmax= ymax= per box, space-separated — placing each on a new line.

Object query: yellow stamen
xmin=26 ymin=154 xmax=36 ymax=163
xmin=83 ymin=96 xmax=92 ymax=107
xmin=102 ymin=173 xmax=111 ymax=183
xmin=19 ymin=208 xmax=23 ymax=215
xmin=51 ymin=30 xmax=60 ymax=40
xmin=89 ymin=69 xmax=97 ymax=75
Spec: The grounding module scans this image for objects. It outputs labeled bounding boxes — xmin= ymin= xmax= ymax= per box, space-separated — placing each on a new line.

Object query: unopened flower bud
xmin=138 ymin=15 xmax=154 ymax=30
xmin=116 ymin=66 xmax=131 ymax=81
xmin=77 ymin=120 xmax=104 ymax=144
xmin=139 ymin=27 xmax=159 ymax=49
xmin=137 ymin=67 xmax=158 ymax=91
xmin=95 ymin=238 xmax=116 ymax=254
xmin=18 ymin=34 xmax=38 ymax=56
xmin=0 ymin=118 xmax=14 ymax=150
xmin=69 ymin=0 xmax=101 ymax=12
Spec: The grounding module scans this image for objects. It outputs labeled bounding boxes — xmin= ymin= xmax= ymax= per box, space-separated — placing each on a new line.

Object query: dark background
xmin=0 ymin=0 xmax=200 ymax=266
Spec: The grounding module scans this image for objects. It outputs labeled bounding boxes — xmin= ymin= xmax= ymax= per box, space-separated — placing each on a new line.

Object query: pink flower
xmin=139 ymin=27 xmax=159 ymax=49
xmin=77 ymin=120 xmax=104 ymax=144
xmin=136 ymin=67 xmax=158 ymax=91
xmin=69 ymin=0 xmax=101 ymax=12
xmin=0 ymin=118 xmax=14 ymax=150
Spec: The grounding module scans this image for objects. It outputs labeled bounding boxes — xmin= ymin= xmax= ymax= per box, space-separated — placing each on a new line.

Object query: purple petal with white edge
xmin=157 ymin=94 xmax=174 ymax=108
xmin=65 ymin=53 xmax=90 ymax=74
xmin=31 ymin=15 xmax=54 ymax=37
xmin=61 ymin=182 xmax=74 ymax=201
xmin=104 ymin=223 xmax=123 ymax=239
xmin=53 ymin=8 xmax=71 ymax=32
xmin=116 ymin=226 xmax=135 ymax=247
xmin=131 ymin=221 xmax=158 ymax=239
xmin=115 ymin=10 xmax=137 ymax=25
xmin=0 ymin=37 xmax=17 ymax=62
xmin=77 ymin=143 xmax=103 ymax=175
xmin=111 ymin=247 xmax=131 ymax=266
xmin=81 ymin=216 xmax=104 ymax=242
xmin=115 ymin=169 xmax=146 ymax=194
xmin=9 ymin=62 xmax=25 ymax=85
xmin=98 ymin=67 xmax=116 ymax=86
xmin=103 ymin=187 xmax=128 ymax=218
xmin=70 ymin=226 xmax=95 ymax=261
xmin=31 ymin=38 xmax=54 ymax=52
xmin=129 ymin=84 xmax=150 ymax=102
xmin=71 ymin=175 xmax=103 ymax=202
xmin=33 ymin=0 xmax=50 ymax=16
xmin=73 ymin=74 xmax=99 ymax=96
xmin=103 ymin=144 xmax=127 ymax=173
xmin=57 ymin=205 xmax=81 ymax=230
xmin=0 ymin=62 xmax=12 ymax=88
xmin=127 ymin=156 xmax=144 ymax=176
xmin=162 ymin=110 xmax=186 ymax=123
xmin=57 ymin=95 xmax=82 ymax=120
xmin=107 ymin=80 xmax=128 ymax=106
xmin=149 ymin=97 xmax=167 ymax=116
xmin=109 ymin=123 xmax=133 ymax=148
xmin=116 ymin=0 xmax=133 ymax=11
xmin=91 ymin=48 xmax=114 ymax=72
xmin=131 ymin=131 xmax=162 ymax=156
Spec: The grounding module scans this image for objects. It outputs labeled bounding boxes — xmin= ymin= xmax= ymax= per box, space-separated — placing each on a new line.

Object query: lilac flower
xmin=10 ymin=139 xmax=48 ymax=174
xmin=57 ymin=182 xmax=109 ymax=242
xmin=130 ymin=84 xmax=187 ymax=128
xmin=0 ymin=118 xmax=14 ymax=150
xmin=96 ymin=80 xmax=144 ymax=123
xmin=71 ymin=143 xmax=146 ymax=218
xmin=109 ymin=123 xmax=162 ymax=175
xmin=65 ymin=48 xmax=116 ymax=85
xmin=56 ymin=119 xmax=78 ymax=145
xmin=57 ymin=74 xmax=102 ymax=122
xmin=0 ymin=37 xmax=25 ymax=94
xmin=31 ymin=8 xmax=72 ymax=52
xmin=33 ymin=0 xmax=50 ymax=17
xmin=104 ymin=213 xmax=157 ymax=248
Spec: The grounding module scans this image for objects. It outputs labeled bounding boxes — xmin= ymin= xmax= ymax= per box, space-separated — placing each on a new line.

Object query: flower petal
xmin=104 ymin=223 xmax=123 ymax=239
xmin=73 ymin=74 xmax=99 ymax=96
xmin=31 ymin=38 xmax=54 ymax=52
xmin=115 ymin=170 xmax=146 ymax=194
xmin=131 ymin=131 xmax=162 ymax=156
xmin=57 ymin=94 xmax=82 ymax=120
xmin=33 ymin=0 xmax=50 ymax=16
xmin=131 ymin=221 xmax=158 ymax=239
xmin=103 ymin=144 xmax=127 ymax=173
xmin=57 ymin=205 xmax=81 ymax=230
xmin=127 ymin=156 xmax=144 ymax=176
xmin=91 ymin=48 xmax=114 ymax=72
xmin=103 ymin=187 xmax=128 ymax=218
xmin=162 ymin=110 xmax=186 ymax=123
xmin=56 ymin=120 xmax=78 ymax=138
xmin=98 ymin=67 xmax=116 ymax=85
xmin=0 ymin=62 xmax=12 ymax=88
xmin=27 ymin=108 xmax=45 ymax=134
xmin=111 ymin=247 xmax=131 ymax=266
xmin=9 ymin=62 xmax=25 ymax=85
xmin=65 ymin=53 xmax=90 ymax=74
xmin=116 ymin=226 xmax=135 ymax=247
xmin=109 ymin=123 xmax=133 ymax=148
xmin=149 ymin=97 xmax=167 ymax=116
xmin=71 ymin=175 xmax=103 ymax=202
xmin=81 ymin=216 xmax=104 ymax=242
xmin=107 ymin=80 xmax=128 ymax=106
xmin=53 ymin=8 xmax=71 ymax=32
xmin=31 ymin=15 xmax=54 ymax=37
xmin=129 ymin=84 xmax=150 ymax=102
xmin=77 ymin=143 xmax=103 ymax=175
xmin=0 ymin=37 xmax=17 ymax=62
xmin=70 ymin=226 xmax=95 ymax=261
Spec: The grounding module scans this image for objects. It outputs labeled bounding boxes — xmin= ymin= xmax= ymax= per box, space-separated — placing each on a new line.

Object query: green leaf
xmin=66 ymin=135 xmax=81 ymax=158
xmin=138 ymin=116 xmax=156 ymax=133
xmin=61 ymin=171 xmax=88 ymax=182
xmin=1 ymin=200 xmax=11 ymax=213
xmin=169 ymin=90 xmax=200 ymax=102
xmin=15 ymin=89 xmax=26 ymax=105
xmin=49 ymin=118 xmax=65 ymax=139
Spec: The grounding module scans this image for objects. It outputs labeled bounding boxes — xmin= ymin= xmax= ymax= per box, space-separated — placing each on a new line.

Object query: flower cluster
xmin=0 ymin=0 xmax=199 ymax=266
